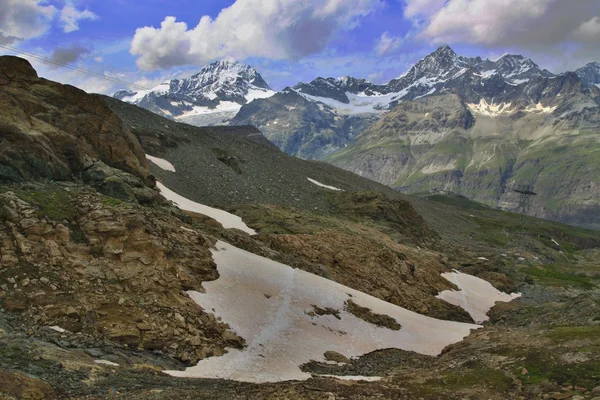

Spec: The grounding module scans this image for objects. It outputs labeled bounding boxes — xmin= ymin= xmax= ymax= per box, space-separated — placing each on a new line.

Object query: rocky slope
xmin=325 ymin=70 xmax=600 ymax=229
xmin=114 ymin=60 xmax=274 ymax=126
xmin=2 ymin=57 xmax=600 ymax=399
xmin=577 ymin=62 xmax=600 ymax=87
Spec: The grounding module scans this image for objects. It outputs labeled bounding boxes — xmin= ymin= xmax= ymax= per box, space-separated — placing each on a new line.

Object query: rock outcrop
xmin=0 ymin=56 xmax=153 ymax=192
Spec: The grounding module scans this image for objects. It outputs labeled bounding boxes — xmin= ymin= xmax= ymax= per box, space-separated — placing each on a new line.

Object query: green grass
xmin=545 ymin=326 xmax=600 ymax=342
xmin=102 ymin=197 xmax=122 ymax=207
xmin=426 ymin=194 xmax=491 ymax=211
xmin=524 ymin=265 xmax=597 ymax=290
xmin=15 ymin=189 xmax=78 ymax=222
xmin=422 ymin=367 xmax=513 ymax=393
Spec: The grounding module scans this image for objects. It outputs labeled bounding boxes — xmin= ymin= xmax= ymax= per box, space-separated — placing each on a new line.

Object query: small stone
xmin=521 ymin=367 xmax=529 ymax=375
xmin=324 ymin=351 xmax=351 ymax=365
xmin=21 ymin=278 xmax=30 ymax=287
xmin=118 ymin=298 xmax=125 ymax=305
xmin=190 ymin=336 xmax=202 ymax=346
xmin=571 ymin=396 xmax=585 ymax=400
xmin=592 ymin=386 xmax=600 ymax=395
xmin=7 ymin=277 xmax=15 ymax=284
xmin=136 ymin=323 xmax=152 ymax=331
xmin=174 ymin=313 xmax=186 ymax=326
xmin=65 ymin=306 xmax=79 ymax=317
xmin=39 ymin=277 xmax=50 ymax=284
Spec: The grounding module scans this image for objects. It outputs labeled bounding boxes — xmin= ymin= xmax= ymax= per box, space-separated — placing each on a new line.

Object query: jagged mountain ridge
xmin=230 ymin=46 xmax=594 ymax=158
xmin=324 ymin=71 xmax=600 ymax=229
xmin=114 ymin=60 xmax=274 ymax=126
xmin=576 ymin=62 xmax=600 ymax=87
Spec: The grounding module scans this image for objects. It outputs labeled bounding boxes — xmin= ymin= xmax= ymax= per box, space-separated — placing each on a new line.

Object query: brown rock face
xmin=0 ymin=56 xmax=151 ymax=186
xmin=0 ymin=187 xmax=244 ymax=365
xmin=0 ymin=368 xmax=55 ymax=399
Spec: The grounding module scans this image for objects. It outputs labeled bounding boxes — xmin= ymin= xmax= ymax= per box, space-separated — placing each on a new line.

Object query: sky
xmin=1 ymin=0 xmax=599 ymax=94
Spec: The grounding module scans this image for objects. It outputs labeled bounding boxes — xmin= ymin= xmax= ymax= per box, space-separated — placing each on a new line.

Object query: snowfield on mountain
xmin=157 ymin=182 xmax=257 ymax=235
xmin=165 ymin=241 xmax=521 ymax=383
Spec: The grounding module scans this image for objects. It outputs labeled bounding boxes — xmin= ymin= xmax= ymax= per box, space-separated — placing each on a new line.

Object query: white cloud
xmin=60 ymin=2 xmax=98 ymax=33
xmin=414 ymin=0 xmax=557 ymax=45
xmin=403 ymin=0 xmax=600 ymax=48
xmin=0 ymin=0 xmax=57 ymax=42
xmin=404 ymin=0 xmax=446 ymax=18
xmin=130 ymin=0 xmax=383 ymax=71
xmin=401 ymin=0 xmax=600 ymax=70
xmin=375 ymin=32 xmax=404 ymax=56
xmin=574 ymin=16 xmax=600 ymax=43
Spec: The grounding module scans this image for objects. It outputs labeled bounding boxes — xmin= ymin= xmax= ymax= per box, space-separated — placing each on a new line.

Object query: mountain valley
xmin=115 ymin=46 xmax=600 ymax=230
xmin=0 ymin=56 xmax=599 ymax=399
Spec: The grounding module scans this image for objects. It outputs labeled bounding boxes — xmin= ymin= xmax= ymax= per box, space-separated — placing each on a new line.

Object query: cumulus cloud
xmin=130 ymin=0 xmax=383 ymax=71
xmin=375 ymin=32 xmax=404 ymax=56
xmin=49 ymin=44 xmax=91 ymax=66
xmin=403 ymin=0 xmax=600 ymax=48
xmin=0 ymin=0 xmax=57 ymax=42
xmin=404 ymin=0 xmax=445 ymax=19
xmin=60 ymin=2 xmax=98 ymax=33
xmin=574 ymin=16 xmax=600 ymax=43
xmin=401 ymin=0 xmax=600 ymax=70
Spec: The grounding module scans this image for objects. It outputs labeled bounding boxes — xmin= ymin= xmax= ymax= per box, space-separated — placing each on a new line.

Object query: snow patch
xmin=121 ymin=82 xmax=170 ymax=103
xmin=413 ymin=88 xmax=437 ymax=100
xmin=165 ymin=242 xmax=481 ymax=383
xmin=524 ymin=103 xmax=557 ymax=114
xmin=467 ymin=99 xmax=513 ymax=116
xmin=307 ymin=178 xmax=342 ymax=191
xmin=295 ymin=89 xmax=401 ymax=115
xmin=145 ymin=154 xmax=176 ymax=172
xmin=94 ymin=360 xmax=119 ymax=367
xmin=315 ymin=375 xmax=382 ymax=382
xmin=437 ymin=271 xmax=521 ymax=323
xmin=156 ymin=182 xmax=256 ymax=235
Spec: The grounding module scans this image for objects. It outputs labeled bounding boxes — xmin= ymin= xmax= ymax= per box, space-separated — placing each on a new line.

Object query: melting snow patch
xmin=94 ymin=360 xmax=119 ymax=367
xmin=307 ymin=178 xmax=342 ymax=191
xmin=314 ymin=375 xmax=383 ymax=382
xmin=146 ymin=154 xmax=176 ymax=172
xmin=165 ymin=242 xmax=480 ymax=383
xmin=437 ymin=271 xmax=521 ymax=323
xmin=156 ymin=182 xmax=256 ymax=235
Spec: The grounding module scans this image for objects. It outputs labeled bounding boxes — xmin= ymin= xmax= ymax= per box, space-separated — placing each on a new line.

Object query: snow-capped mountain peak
xmin=411 ymin=45 xmax=468 ymax=77
xmin=186 ymin=60 xmax=271 ymax=91
xmin=576 ymin=62 xmax=600 ymax=87
xmin=113 ymin=60 xmax=274 ymax=126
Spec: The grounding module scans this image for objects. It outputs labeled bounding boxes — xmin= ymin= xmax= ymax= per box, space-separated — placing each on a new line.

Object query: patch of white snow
xmin=165 ymin=242 xmax=480 ymax=383
xmin=94 ymin=360 xmax=119 ymax=367
xmin=436 ymin=270 xmax=521 ymax=323
xmin=156 ymin=182 xmax=256 ymax=235
xmin=146 ymin=154 xmax=176 ymax=172
xmin=315 ymin=375 xmax=383 ymax=382
xmin=307 ymin=178 xmax=342 ymax=191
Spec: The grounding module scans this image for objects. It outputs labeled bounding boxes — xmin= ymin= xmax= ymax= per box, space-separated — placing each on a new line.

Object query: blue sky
xmin=1 ymin=0 xmax=599 ymax=94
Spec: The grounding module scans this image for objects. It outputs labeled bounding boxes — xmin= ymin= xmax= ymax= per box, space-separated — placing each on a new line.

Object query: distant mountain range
xmin=114 ymin=46 xmax=600 ymax=229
